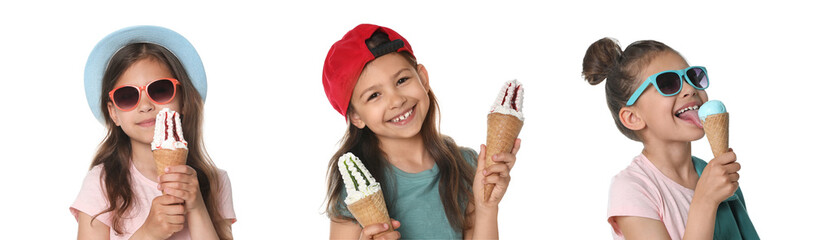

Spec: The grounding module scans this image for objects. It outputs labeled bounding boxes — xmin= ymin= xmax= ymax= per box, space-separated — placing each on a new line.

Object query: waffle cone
xmin=703 ymin=113 xmax=729 ymax=157
xmin=153 ymin=148 xmax=188 ymax=177
xmin=347 ymin=190 xmax=392 ymax=237
xmin=484 ymin=113 xmax=523 ymax=200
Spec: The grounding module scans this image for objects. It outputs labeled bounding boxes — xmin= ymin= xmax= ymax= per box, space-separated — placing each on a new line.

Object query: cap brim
xmin=84 ymin=25 xmax=207 ymax=124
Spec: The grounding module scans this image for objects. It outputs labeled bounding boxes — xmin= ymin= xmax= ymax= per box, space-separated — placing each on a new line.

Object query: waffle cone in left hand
xmin=484 ymin=113 xmax=523 ymax=201
xmin=153 ymin=148 xmax=188 ymax=177
xmin=703 ymin=112 xmax=729 ymax=157
xmin=347 ymin=190 xmax=393 ymax=237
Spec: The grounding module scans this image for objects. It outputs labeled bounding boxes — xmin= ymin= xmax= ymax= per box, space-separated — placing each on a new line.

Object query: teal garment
xmin=693 ymin=157 xmax=760 ymax=240
xmin=338 ymin=148 xmax=477 ymax=239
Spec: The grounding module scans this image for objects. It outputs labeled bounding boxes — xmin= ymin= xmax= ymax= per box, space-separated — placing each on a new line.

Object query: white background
xmin=1 ymin=0 xmax=811 ymax=239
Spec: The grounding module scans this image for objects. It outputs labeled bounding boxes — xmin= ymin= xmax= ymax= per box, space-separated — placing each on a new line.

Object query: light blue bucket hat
xmin=84 ymin=25 xmax=207 ymax=124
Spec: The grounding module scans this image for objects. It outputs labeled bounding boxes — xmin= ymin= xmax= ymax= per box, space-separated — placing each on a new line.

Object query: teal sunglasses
xmin=626 ymin=66 xmax=709 ymax=106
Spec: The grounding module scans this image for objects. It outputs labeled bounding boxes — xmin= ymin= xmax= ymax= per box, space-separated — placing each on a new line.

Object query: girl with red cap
xmin=322 ymin=24 xmax=519 ymax=239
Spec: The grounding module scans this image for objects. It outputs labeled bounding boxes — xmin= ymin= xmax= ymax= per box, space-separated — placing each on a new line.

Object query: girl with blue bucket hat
xmin=70 ymin=26 xmax=235 ymax=240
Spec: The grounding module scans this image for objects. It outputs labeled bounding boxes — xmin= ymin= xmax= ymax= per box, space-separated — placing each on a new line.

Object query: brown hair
xmin=324 ymin=31 xmax=475 ymax=233
xmin=92 ymin=43 xmax=230 ymax=239
xmin=581 ymin=38 xmax=680 ymax=141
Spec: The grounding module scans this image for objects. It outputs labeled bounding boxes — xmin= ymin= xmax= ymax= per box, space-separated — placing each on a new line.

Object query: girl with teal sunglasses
xmin=625 ymin=66 xmax=709 ymax=106
xmin=582 ymin=38 xmax=758 ymax=240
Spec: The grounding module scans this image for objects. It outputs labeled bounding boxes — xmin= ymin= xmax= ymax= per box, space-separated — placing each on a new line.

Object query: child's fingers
xmin=162 ymin=187 xmax=193 ymax=201
xmin=156 ymin=195 xmax=184 ymax=205
xmin=361 ymin=222 xmax=392 ymax=238
xmin=376 ymin=230 xmax=401 ymax=240
xmin=728 ymin=172 xmax=740 ymax=182
xmin=159 ymin=172 xmax=197 ymax=184
xmin=166 ymin=221 xmax=185 ymax=234
xmin=491 ymin=152 xmax=516 ymax=170
xmin=162 ymin=215 xmax=186 ymax=233
xmin=482 ymin=173 xmax=510 ymax=185
xmin=510 ymin=138 xmax=521 ymax=155
xmin=158 ymin=173 xmax=184 ymax=184
xmin=165 ymin=214 xmax=186 ymax=225
xmin=724 ymin=161 xmax=741 ymax=173
xmin=711 ymin=150 xmax=737 ymax=165
xmin=390 ymin=219 xmax=401 ymax=230
xmin=158 ymin=199 xmax=185 ymax=215
xmin=476 ymin=144 xmax=487 ymax=173
xmin=159 ymin=182 xmax=190 ymax=191
xmin=490 ymin=152 xmax=514 ymax=162
xmin=483 ymin=163 xmax=509 ymax=177
xmin=164 ymin=165 xmax=196 ymax=175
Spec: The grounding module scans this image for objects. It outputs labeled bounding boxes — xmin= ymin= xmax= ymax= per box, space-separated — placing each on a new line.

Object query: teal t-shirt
xmin=692 ymin=157 xmax=759 ymax=240
xmin=338 ymin=147 xmax=477 ymax=239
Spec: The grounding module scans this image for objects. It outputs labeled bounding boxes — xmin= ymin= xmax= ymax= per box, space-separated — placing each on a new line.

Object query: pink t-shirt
xmin=607 ymin=154 xmax=694 ymax=240
xmin=70 ymin=164 xmax=236 ymax=240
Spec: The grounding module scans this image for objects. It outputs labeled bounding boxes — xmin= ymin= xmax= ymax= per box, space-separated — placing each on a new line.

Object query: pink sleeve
xmin=607 ymin=172 xmax=661 ymax=236
xmin=70 ymin=165 xmax=113 ymax=227
xmin=217 ymin=170 xmax=237 ymax=223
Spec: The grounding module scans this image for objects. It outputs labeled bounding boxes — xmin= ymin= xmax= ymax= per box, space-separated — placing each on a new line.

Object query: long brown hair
xmin=91 ymin=43 xmax=230 ymax=239
xmin=581 ymin=38 xmax=680 ymax=141
xmin=324 ymin=31 xmax=475 ymax=233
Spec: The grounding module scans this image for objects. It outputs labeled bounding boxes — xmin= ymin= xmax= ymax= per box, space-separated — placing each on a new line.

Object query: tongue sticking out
xmin=677 ymin=110 xmax=703 ymax=128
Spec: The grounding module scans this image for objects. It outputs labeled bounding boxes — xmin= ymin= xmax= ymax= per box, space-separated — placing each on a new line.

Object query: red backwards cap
xmin=322 ymin=24 xmax=414 ymax=117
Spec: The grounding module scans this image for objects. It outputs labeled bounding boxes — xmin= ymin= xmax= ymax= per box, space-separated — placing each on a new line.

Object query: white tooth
xmin=391 ymin=109 xmax=413 ymax=123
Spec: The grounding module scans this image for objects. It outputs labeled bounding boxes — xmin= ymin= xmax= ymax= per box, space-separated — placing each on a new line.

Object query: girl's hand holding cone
xmin=133 ymin=195 xmax=186 ymax=239
xmin=474 ymin=138 xmax=521 ymax=208
xmin=159 ymin=165 xmax=205 ymax=211
xmin=694 ymin=149 xmax=740 ymax=206
xmin=359 ymin=219 xmax=401 ymax=240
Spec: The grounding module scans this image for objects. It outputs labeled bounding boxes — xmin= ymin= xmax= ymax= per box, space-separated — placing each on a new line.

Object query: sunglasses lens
xmin=687 ymin=67 xmax=708 ymax=88
xmin=113 ymin=87 xmax=140 ymax=110
xmin=655 ymin=72 xmax=681 ymax=95
xmin=147 ymin=79 xmax=176 ymax=103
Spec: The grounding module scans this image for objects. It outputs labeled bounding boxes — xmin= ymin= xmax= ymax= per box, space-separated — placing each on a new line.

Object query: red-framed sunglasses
xmin=108 ymin=78 xmax=181 ymax=111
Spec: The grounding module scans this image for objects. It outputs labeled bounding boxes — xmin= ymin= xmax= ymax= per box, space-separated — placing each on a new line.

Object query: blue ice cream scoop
xmin=698 ymin=100 xmax=726 ymax=122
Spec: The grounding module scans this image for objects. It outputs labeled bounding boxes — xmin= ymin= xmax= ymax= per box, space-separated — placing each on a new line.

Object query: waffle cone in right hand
xmin=153 ymin=148 xmax=188 ymax=177
xmin=703 ymin=112 xmax=729 ymax=157
xmin=484 ymin=113 xmax=523 ymax=201
xmin=347 ymin=189 xmax=393 ymax=237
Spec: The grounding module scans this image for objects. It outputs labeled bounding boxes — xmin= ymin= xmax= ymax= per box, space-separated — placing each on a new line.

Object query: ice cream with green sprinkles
xmin=339 ymin=152 xmax=382 ymax=204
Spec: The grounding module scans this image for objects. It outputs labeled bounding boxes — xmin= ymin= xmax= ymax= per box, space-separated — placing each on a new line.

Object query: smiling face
xmin=348 ymin=53 xmax=431 ymax=141
xmin=629 ymin=51 xmax=709 ymax=142
xmin=107 ymin=57 xmax=181 ymax=146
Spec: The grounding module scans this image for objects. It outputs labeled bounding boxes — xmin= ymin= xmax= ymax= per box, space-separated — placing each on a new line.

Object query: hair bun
xmin=582 ymin=37 xmax=622 ymax=85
